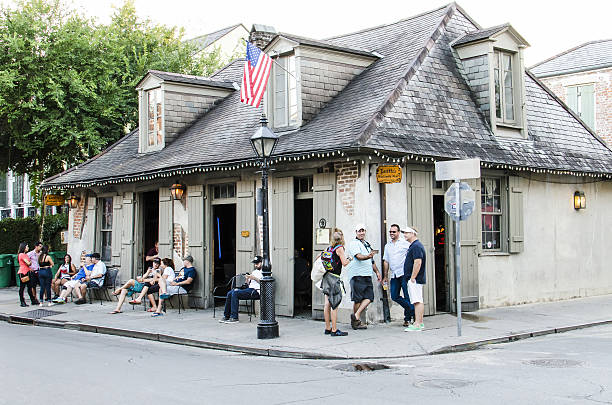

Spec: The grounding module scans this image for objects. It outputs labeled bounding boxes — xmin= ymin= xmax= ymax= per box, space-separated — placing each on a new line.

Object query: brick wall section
xmin=164 ymin=91 xmax=220 ymax=144
xmin=335 ymin=162 xmax=358 ymax=216
xmin=461 ymin=55 xmax=490 ymax=122
xmin=72 ymin=196 xmax=86 ymax=239
xmin=299 ymin=57 xmax=367 ymax=122
xmin=539 ymin=67 xmax=612 ymax=145
xmin=173 ymin=223 xmax=186 ymax=259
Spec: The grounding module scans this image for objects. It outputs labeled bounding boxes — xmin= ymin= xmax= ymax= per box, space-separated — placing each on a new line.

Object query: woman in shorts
xmin=109 ymin=259 xmax=160 ymax=314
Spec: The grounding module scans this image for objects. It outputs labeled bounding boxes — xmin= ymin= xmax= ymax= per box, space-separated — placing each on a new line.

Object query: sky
xmin=3 ymin=0 xmax=612 ymax=65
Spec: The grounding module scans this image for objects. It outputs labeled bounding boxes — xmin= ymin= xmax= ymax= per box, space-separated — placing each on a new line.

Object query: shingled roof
xmin=188 ymin=24 xmax=246 ymax=51
xmin=43 ymin=3 xmax=612 ymax=189
xmin=530 ymin=39 xmax=612 ymax=78
xmin=138 ymin=70 xmax=238 ymax=89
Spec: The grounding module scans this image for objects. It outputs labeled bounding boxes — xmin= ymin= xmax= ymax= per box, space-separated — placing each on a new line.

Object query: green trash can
xmin=10 ymin=253 xmax=21 ymax=287
xmin=50 ymin=251 xmax=67 ymax=277
xmin=0 ymin=254 xmax=12 ymax=288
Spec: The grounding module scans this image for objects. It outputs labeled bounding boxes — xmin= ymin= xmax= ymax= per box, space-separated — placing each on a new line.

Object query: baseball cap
xmin=91 ymin=252 xmax=101 ymax=259
xmin=153 ymin=257 xmax=161 ymax=264
xmin=183 ymin=255 xmax=194 ymax=263
xmin=354 ymin=223 xmax=366 ymax=232
xmin=402 ymin=226 xmax=418 ymax=235
xmin=251 ymin=255 xmax=263 ymax=264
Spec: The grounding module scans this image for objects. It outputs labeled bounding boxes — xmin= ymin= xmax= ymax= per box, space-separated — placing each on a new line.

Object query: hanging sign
xmin=241 ymin=231 xmax=250 ymax=238
xmin=376 ymin=165 xmax=402 ymax=183
xmin=44 ymin=194 xmax=65 ymax=206
xmin=435 ymin=158 xmax=480 ymax=181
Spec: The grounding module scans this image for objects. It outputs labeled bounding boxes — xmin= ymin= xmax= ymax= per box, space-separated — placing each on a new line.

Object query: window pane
xmin=16 ymin=207 xmax=24 ymax=218
xmin=12 ymin=175 xmax=24 ymax=203
xmin=101 ymin=198 xmax=113 ymax=230
xmin=28 ymin=207 xmax=37 ymax=217
xmin=101 ymin=231 xmax=112 ymax=262
xmin=503 ymin=54 xmax=512 ymax=70
xmin=494 ymin=68 xmax=502 ymax=119
xmin=0 ymin=173 xmax=6 ymax=207
xmin=1 ymin=209 xmax=10 ymax=219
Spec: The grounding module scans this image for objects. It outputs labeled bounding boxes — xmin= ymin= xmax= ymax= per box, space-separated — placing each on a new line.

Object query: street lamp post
xmin=250 ymin=114 xmax=280 ymax=339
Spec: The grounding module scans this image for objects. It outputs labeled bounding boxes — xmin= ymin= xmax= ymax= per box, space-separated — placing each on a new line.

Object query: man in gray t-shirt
xmin=75 ymin=253 xmax=106 ymax=304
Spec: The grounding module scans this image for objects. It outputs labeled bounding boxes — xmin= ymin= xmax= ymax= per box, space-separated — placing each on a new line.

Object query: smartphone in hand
xmin=371 ymin=249 xmax=379 ymax=255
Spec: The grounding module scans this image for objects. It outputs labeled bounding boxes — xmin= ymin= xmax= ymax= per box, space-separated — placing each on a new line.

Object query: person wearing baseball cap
xmin=402 ymin=226 xmax=426 ymax=331
xmin=347 ymin=223 xmax=382 ymax=330
xmin=219 ymin=256 xmax=263 ymax=323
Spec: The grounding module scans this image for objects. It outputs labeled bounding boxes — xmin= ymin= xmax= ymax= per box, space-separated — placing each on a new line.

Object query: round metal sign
xmin=444 ymin=182 xmax=475 ymax=222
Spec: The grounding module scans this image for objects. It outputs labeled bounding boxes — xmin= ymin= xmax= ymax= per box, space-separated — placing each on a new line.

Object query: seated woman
xmin=52 ymin=254 xmax=77 ymax=299
xmin=151 ymin=256 xmax=196 ymax=317
xmin=109 ymin=258 xmax=160 ymax=314
xmin=147 ymin=258 xmax=175 ymax=317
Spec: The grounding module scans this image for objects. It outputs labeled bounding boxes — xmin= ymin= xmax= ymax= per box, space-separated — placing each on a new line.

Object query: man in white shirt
xmin=75 ymin=253 xmax=106 ymax=304
xmin=220 ymin=256 xmax=263 ymax=323
xmin=382 ymin=224 xmax=414 ymax=326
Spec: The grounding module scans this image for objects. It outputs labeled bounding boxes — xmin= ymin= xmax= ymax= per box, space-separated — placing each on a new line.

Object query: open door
xmin=236 ymin=180 xmax=256 ymax=274
xmin=407 ymin=170 xmax=436 ymax=316
xmin=270 ymin=176 xmax=294 ymax=316
xmin=311 ymin=172 xmax=336 ymax=320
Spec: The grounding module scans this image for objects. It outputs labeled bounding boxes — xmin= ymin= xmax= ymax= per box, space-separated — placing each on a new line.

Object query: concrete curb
xmin=430 ymin=319 xmax=612 ymax=355
xmin=2 ymin=312 xmax=611 ymax=360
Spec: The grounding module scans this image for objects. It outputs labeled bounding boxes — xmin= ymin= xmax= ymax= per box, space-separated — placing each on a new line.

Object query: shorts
xmin=407 ymin=280 xmax=424 ymax=304
xmin=166 ymin=285 xmax=188 ymax=296
xmin=64 ymin=279 xmax=83 ymax=289
xmin=127 ymin=281 xmax=145 ymax=297
xmin=147 ymin=283 xmax=160 ymax=294
xmin=350 ymin=276 xmax=374 ymax=303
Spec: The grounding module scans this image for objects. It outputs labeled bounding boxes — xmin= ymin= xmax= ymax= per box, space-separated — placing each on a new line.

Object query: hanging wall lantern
xmin=170 ymin=183 xmax=186 ymax=200
xmin=68 ymin=194 xmax=81 ymax=209
xmin=574 ymin=191 xmax=586 ymax=210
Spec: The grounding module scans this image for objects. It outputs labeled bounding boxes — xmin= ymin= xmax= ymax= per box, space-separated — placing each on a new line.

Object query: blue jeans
xmin=224 ymin=288 xmax=260 ymax=319
xmin=38 ymin=268 xmax=53 ymax=302
xmin=390 ymin=276 xmax=414 ymax=322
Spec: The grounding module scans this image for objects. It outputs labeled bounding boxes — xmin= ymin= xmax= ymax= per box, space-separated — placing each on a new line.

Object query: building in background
xmin=0 ymin=171 xmax=37 ymax=219
xmin=531 ymin=39 xmax=612 ymax=145
xmin=188 ymin=24 xmax=249 ymax=62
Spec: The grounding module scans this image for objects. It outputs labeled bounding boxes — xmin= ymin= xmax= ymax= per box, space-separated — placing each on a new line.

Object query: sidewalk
xmin=1 ymin=287 xmax=611 ymax=359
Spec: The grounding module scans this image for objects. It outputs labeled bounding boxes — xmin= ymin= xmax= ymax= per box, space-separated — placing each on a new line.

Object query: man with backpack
xmin=347 ymin=224 xmax=382 ymax=330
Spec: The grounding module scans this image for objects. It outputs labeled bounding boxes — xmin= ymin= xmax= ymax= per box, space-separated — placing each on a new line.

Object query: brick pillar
xmin=72 ymin=195 xmax=86 ymax=239
xmin=335 ymin=162 xmax=358 ymax=216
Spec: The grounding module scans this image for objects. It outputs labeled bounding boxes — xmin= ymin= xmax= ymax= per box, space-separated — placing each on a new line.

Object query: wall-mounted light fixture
xmin=68 ymin=194 xmax=81 ymax=209
xmin=170 ymin=183 xmax=186 ymax=201
xmin=574 ymin=191 xmax=586 ymax=210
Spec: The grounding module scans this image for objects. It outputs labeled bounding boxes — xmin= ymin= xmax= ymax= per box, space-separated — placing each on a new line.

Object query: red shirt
xmin=18 ymin=253 xmax=30 ymax=275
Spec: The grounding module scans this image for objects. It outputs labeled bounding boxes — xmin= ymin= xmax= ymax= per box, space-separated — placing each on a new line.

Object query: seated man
xmin=52 ymin=254 xmax=93 ymax=304
xmin=152 ymin=255 xmax=196 ymax=317
xmin=75 ymin=252 xmax=106 ymax=304
xmin=109 ymin=259 xmax=161 ymax=314
xmin=219 ymin=255 xmax=262 ymax=324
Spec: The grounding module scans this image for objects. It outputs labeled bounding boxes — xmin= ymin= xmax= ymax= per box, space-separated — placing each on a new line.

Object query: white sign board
xmin=435 ymin=158 xmax=481 ymax=181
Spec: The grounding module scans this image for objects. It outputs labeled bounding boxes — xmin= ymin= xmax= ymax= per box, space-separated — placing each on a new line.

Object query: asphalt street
xmin=1 ymin=322 xmax=611 ymax=405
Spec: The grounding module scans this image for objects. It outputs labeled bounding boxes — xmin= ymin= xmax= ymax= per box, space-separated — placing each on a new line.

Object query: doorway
xmin=433 ymin=195 xmax=449 ymax=312
xmin=142 ymin=190 xmax=159 ymax=272
xmin=293 ymin=198 xmax=313 ymax=316
xmin=212 ymin=204 xmax=236 ymax=289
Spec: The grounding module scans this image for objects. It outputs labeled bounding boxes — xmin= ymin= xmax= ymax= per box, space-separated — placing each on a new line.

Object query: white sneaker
xmin=47 ymin=302 xmax=53 ymax=307
xmin=39 ymin=303 xmax=43 ymax=307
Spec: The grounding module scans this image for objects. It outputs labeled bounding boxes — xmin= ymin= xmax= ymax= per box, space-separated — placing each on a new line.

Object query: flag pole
xmin=244 ymin=39 xmax=300 ymax=83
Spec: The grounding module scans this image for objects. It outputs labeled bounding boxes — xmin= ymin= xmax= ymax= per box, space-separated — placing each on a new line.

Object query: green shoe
xmin=404 ymin=323 xmax=423 ymax=332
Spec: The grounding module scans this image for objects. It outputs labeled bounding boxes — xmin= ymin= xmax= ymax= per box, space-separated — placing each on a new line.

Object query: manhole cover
xmin=526 ymin=359 xmax=582 ymax=368
xmin=414 ymin=379 xmax=472 ymax=389
xmin=19 ymin=309 xmax=65 ymax=319
xmin=333 ymin=363 xmax=390 ymax=372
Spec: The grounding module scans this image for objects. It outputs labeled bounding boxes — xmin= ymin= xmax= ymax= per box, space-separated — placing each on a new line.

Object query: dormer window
xmin=271 ymin=55 xmax=299 ymax=128
xmin=494 ymin=50 xmax=515 ymax=123
xmin=147 ymin=88 xmax=163 ymax=148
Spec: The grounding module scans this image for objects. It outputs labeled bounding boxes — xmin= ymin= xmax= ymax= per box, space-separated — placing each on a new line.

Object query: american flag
xmin=241 ymin=41 xmax=273 ymax=108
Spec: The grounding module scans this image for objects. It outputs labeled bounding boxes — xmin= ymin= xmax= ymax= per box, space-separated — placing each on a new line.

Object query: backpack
xmin=320 ymin=245 xmax=340 ymax=272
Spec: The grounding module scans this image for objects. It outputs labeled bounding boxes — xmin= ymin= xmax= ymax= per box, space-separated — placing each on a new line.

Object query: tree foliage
xmin=0 ymin=0 xmax=227 ymax=193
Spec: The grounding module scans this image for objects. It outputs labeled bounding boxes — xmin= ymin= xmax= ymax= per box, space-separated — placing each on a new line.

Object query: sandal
xmin=128 ymin=299 xmax=141 ymax=305
xmin=146 ymin=308 xmax=156 ymax=312
xmin=109 ymin=310 xmax=122 ymax=314
xmin=111 ymin=290 xmax=121 ymax=296
xmin=151 ymin=312 xmax=163 ymax=317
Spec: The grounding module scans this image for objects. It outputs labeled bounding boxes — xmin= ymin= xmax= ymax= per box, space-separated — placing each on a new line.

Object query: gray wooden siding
xmin=187 ymin=184 xmax=206 ymax=306
xmin=508 ymin=176 xmax=524 ymax=253
xmin=299 ymin=57 xmax=367 ymax=122
xmin=407 ymin=170 xmax=436 ymax=316
xmin=311 ymin=172 xmax=336 ymax=319
xmin=270 ymin=176 xmax=294 ymax=316
xmin=236 ymin=180 xmax=256 ymax=273
xmin=164 ymin=91 xmax=220 ymax=145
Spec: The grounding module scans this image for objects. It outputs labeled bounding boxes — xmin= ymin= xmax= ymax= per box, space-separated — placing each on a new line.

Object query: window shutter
xmin=158 ymin=188 xmax=173 ymax=258
xmin=580 ymin=84 xmax=595 ymax=129
xmin=508 ymin=176 xmax=524 ymax=253
xmin=566 ymin=86 xmax=578 ymax=113
xmin=111 ymin=197 xmax=123 ymax=267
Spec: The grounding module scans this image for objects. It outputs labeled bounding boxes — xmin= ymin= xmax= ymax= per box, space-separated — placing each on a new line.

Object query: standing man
xmin=382 ymin=224 xmax=414 ymax=327
xmin=348 ymin=224 xmax=382 ymax=330
xmin=27 ymin=241 xmax=42 ymax=304
xmin=145 ymin=242 xmax=159 ymax=270
xmin=403 ymin=226 xmax=426 ymax=331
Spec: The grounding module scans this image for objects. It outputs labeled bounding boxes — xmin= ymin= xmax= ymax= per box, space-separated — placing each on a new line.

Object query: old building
xmin=43 ymin=3 xmax=612 ymax=323
xmin=0 ymin=171 xmax=38 ymax=219
xmin=531 ymin=39 xmax=612 ymax=145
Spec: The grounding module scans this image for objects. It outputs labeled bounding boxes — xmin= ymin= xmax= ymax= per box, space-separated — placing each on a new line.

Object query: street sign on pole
xmin=435 ymin=158 xmax=480 ymax=338
xmin=435 ymin=158 xmax=480 ymax=181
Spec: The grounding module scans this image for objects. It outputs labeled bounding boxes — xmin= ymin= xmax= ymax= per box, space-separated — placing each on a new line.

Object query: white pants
xmin=64 ymin=279 xmax=83 ymax=289
xmin=166 ymin=285 xmax=187 ymax=295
